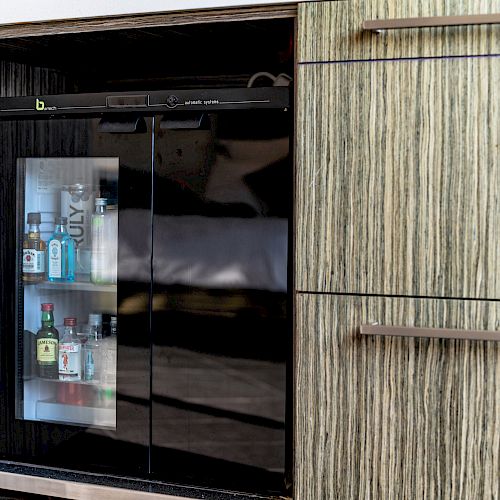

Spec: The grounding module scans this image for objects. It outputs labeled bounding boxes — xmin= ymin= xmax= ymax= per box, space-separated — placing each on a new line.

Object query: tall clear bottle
xmin=102 ymin=315 xmax=117 ymax=387
xmin=91 ymin=198 xmax=107 ymax=284
xmin=23 ymin=212 xmax=46 ymax=283
xmin=47 ymin=217 xmax=75 ymax=282
xmin=83 ymin=314 xmax=102 ymax=382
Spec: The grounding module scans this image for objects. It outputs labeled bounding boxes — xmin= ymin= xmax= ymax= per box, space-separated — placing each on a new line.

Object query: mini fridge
xmin=0 ymin=87 xmax=291 ymax=496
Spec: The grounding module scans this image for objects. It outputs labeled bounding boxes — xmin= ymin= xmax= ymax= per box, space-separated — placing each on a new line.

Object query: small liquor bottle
xmin=47 ymin=217 xmax=75 ymax=282
xmin=59 ymin=317 xmax=82 ymax=381
xmin=83 ymin=314 xmax=102 ymax=382
xmin=22 ymin=212 xmax=46 ymax=283
xmin=36 ymin=303 xmax=59 ymax=379
xmin=102 ymin=315 xmax=117 ymax=388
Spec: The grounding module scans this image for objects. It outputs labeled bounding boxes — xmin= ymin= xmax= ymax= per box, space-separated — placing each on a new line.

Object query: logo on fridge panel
xmin=35 ymin=98 xmax=56 ymax=112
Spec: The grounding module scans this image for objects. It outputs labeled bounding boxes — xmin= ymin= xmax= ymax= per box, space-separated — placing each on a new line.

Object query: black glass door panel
xmin=0 ymin=116 xmax=153 ymax=475
xmin=151 ymin=110 xmax=291 ymax=494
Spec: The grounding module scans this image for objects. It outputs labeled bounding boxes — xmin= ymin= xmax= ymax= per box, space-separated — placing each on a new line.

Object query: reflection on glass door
xmin=17 ymin=158 xmax=119 ymax=429
xmin=2 ymin=114 xmax=151 ymax=476
xmin=152 ymin=109 xmax=290 ymax=494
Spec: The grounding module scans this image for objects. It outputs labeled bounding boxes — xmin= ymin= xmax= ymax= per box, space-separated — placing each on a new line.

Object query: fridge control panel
xmin=106 ymin=94 xmax=149 ymax=108
xmin=0 ymin=87 xmax=289 ymax=118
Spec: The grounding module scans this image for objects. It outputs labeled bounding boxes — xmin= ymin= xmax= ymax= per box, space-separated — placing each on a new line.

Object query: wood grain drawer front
xmin=296 ymin=57 xmax=500 ymax=298
xmin=295 ymin=293 xmax=500 ymax=500
xmin=298 ymin=0 xmax=500 ymax=63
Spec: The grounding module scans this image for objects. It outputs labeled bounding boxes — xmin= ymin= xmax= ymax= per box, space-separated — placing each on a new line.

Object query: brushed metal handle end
xmin=363 ymin=13 xmax=500 ymax=32
xmin=360 ymin=324 xmax=500 ymax=342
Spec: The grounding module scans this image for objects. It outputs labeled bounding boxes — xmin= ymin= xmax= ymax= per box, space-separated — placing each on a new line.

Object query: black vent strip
xmin=0 ymin=461 xmax=275 ymax=500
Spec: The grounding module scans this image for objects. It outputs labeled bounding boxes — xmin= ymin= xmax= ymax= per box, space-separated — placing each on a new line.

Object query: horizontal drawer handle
xmin=363 ymin=13 xmax=500 ymax=32
xmin=360 ymin=323 xmax=500 ymax=342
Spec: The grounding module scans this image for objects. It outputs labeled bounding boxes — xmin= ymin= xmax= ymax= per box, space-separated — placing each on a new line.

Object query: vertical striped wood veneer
xmin=0 ymin=61 xmax=69 ymax=458
xmin=295 ymin=293 xmax=500 ymax=500
xmin=0 ymin=5 xmax=298 ymax=39
xmin=298 ymin=0 xmax=500 ymax=63
xmin=0 ymin=61 xmax=66 ymax=98
xmin=296 ymin=57 xmax=500 ymax=299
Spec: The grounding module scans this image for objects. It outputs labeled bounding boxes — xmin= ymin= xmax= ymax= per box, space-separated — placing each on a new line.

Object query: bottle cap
xmin=41 ymin=303 xmax=54 ymax=312
xmin=56 ymin=216 xmax=68 ymax=225
xmin=95 ymin=198 xmax=107 ymax=206
xmin=27 ymin=212 xmax=41 ymax=225
xmin=64 ymin=317 xmax=77 ymax=326
xmin=88 ymin=313 xmax=102 ymax=326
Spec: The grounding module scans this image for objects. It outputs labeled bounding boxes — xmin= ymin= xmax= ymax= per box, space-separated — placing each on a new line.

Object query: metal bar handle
xmin=363 ymin=13 xmax=500 ymax=32
xmin=360 ymin=324 xmax=500 ymax=342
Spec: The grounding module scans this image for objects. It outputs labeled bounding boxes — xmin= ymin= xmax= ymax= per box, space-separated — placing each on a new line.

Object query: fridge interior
xmin=18 ymin=157 xmax=119 ymax=429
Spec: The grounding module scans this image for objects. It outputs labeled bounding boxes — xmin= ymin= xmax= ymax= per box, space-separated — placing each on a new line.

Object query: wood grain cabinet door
xmin=296 ymin=55 xmax=500 ymax=298
xmin=299 ymin=0 xmax=500 ymax=63
xmin=295 ymin=293 xmax=500 ymax=500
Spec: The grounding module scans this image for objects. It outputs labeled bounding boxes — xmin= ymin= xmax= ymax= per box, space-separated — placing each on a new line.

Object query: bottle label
xmin=91 ymin=216 xmax=107 ymax=281
xmin=59 ymin=342 xmax=81 ymax=379
xmin=37 ymin=338 xmax=58 ymax=363
xmin=48 ymin=240 xmax=62 ymax=278
xmin=23 ymin=249 xmax=45 ymax=274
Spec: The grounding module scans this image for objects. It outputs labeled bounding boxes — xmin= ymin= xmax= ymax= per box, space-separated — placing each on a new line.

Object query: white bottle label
xmin=59 ymin=342 xmax=81 ymax=380
xmin=23 ymin=249 xmax=45 ymax=273
xmin=91 ymin=211 xmax=118 ymax=284
xmin=48 ymin=240 xmax=62 ymax=278
xmin=91 ymin=216 xmax=106 ymax=282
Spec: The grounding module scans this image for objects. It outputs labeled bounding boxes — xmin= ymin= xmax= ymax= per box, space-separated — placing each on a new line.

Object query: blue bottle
xmin=47 ymin=217 xmax=75 ymax=282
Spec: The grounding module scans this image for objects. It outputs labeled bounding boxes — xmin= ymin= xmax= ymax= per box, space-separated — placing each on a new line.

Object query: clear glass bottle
xmin=83 ymin=313 xmax=102 ymax=382
xmin=23 ymin=212 xmax=46 ymax=283
xmin=102 ymin=315 xmax=117 ymax=388
xmin=58 ymin=317 xmax=82 ymax=381
xmin=91 ymin=198 xmax=107 ymax=284
xmin=36 ymin=303 xmax=59 ymax=379
xmin=47 ymin=217 xmax=75 ymax=282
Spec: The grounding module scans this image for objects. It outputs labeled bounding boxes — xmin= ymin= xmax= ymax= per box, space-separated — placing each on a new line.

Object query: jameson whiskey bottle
xmin=23 ymin=212 xmax=46 ymax=283
xmin=36 ymin=303 xmax=59 ymax=379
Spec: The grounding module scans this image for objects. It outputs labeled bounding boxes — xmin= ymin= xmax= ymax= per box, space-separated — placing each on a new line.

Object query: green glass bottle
xmin=36 ymin=303 xmax=59 ymax=379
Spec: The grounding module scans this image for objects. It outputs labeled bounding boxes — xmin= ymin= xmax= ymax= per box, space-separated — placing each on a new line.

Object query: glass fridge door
xmin=151 ymin=109 xmax=291 ymax=495
xmin=6 ymin=115 xmax=153 ymax=475
xmin=19 ymin=157 xmax=119 ymax=428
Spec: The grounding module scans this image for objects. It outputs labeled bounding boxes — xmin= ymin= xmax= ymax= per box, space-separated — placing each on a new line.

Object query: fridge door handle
xmin=363 ymin=13 xmax=500 ymax=32
xmin=360 ymin=323 xmax=500 ymax=342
